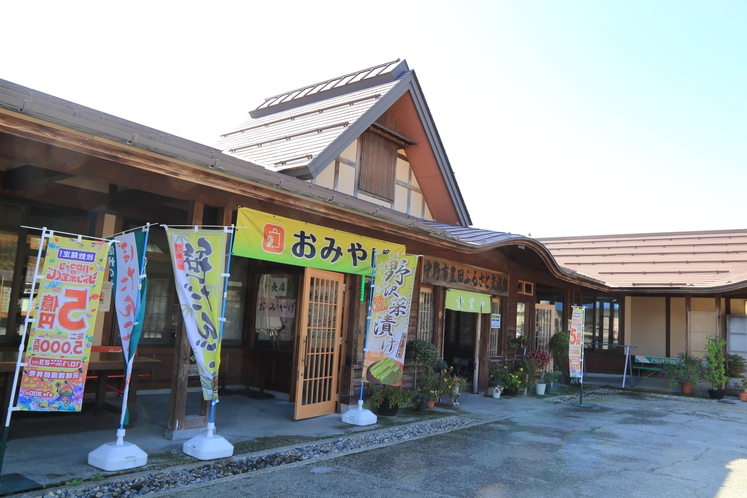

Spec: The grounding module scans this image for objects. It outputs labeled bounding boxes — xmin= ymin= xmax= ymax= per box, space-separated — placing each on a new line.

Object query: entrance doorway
xmin=443 ymin=310 xmax=477 ymax=385
xmin=293 ymin=268 xmax=344 ymax=420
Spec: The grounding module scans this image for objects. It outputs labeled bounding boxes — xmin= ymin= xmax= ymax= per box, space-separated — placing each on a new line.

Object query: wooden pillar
xmin=685 ymin=294 xmax=691 ymax=355
xmin=478 ymin=312 xmax=491 ymax=394
xmin=715 ymin=294 xmax=722 ymax=339
xmin=433 ymin=286 xmax=446 ymax=357
xmin=665 ymin=297 xmax=671 ymax=358
xmin=167 ymin=201 xmax=208 ymax=434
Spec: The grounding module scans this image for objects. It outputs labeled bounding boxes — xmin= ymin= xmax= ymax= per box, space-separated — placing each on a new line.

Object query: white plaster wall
xmin=338 ymin=163 xmax=356 ymax=195
xmin=629 ymin=296 xmax=666 ymax=356
xmin=314 ymin=161 xmax=335 ymax=189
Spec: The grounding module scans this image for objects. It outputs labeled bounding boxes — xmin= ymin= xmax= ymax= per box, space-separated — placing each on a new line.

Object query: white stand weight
xmin=341 ymin=400 xmax=377 ymax=426
xmin=88 ymin=429 xmax=148 ymax=471
xmin=182 ymin=422 xmax=234 ymax=460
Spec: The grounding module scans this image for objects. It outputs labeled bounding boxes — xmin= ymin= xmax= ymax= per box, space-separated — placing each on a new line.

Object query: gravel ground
xmin=32 ymin=417 xmax=478 ymax=498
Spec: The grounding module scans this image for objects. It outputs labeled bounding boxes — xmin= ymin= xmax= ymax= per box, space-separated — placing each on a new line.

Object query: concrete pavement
xmin=2 ymin=373 xmax=744 ymax=496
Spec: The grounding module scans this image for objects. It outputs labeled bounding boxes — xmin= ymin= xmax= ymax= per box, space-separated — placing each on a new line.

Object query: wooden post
xmin=665 ymin=297 xmax=671 ymax=358
xmin=685 ymin=294 xmax=691 ymax=355
xmin=167 ymin=201 xmax=208 ymax=434
xmin=715 ymin=294 xmax=722 ymax=339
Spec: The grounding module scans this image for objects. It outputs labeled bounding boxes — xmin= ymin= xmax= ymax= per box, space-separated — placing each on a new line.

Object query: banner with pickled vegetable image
xmin=362 ymin=252 xmax=418 ymax=386
xmin=17 ymin=235 xmax=110 ymax=412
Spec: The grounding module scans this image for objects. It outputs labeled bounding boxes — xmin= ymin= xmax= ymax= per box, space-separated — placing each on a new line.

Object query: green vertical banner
xmin=166 ymin=228 xmax=227 ymax=401
xmin=570 ymin=306 xmax=584 ymax=378
xmin=362 ymin=252 xmax=418 ymax=386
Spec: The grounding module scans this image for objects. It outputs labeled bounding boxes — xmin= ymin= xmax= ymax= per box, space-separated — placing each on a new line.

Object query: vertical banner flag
xmin=167 ymin=228 xmax=227 ymax=401
xmin=570 ymin=306 xmax=584 ymax=379
xmin=362 ymin=252 xmax=418 ymax=386
xmin=18 ymin=235 xmax=109 ymax=412
xmin=110 ymin=231 xmax=147 ymax=364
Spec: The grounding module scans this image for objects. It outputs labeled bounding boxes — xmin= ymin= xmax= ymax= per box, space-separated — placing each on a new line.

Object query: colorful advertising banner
xmin=445 ymin=289 xmax=491 ymax=313
xmin=166 ymin=228 xmax=227 ymax=401
xmin=234 ymin=207 xmax=405 ymax=276
xmin=17 ymin=235 xmax=110 ymax=412
xmin=362 ymin=252 xmax=418 ymax=386
xmin=570 ymin=306 xmax=585 ymax=379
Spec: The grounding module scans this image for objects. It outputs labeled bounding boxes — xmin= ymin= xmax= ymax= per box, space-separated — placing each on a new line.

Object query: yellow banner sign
xmin=18 ymin=235 xmax=110 ymax=412
xmin=234 ymin=207 xmax=405 ymax=276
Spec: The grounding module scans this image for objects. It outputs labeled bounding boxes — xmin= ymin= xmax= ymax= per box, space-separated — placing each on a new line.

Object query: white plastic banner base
xmin=183 ymin=423 xmax=234 ymax=460
xmin=341 ymin=400 xmax=377 ymax=426
xmin=88 ymin=432 xmax=148 ymax=472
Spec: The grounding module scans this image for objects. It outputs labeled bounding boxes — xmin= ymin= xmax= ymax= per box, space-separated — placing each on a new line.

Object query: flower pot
xmin=426 ymin=399 xmax=436 ymax=409
xmin=739 ymin=392 xmax=747 ymax=402
xmin=536 ymin=383 xmax=547 ymax=396
xmin=503 ymin=388 xmax=518 ymax=397
xmin=680 ymin=381 xmax=692 ymax=395
xmin=493 ymin=390 xmax=502 ymax=399
xmin=377 ymin=404 xmax=399 ymax=416
xmin=708 ymin=388 xmax=725 ymax=400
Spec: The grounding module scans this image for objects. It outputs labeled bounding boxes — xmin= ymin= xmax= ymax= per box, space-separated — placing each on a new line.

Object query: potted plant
xmin=739 ymin=380 xmax=747 ymax=402
xmin=725 ymin=353 xmax=746 ymax=390
xmin=549 ymin=332 xmax=570 ymax=384
xmin=507 ymin=335 xmax=527 ymax=350
xmin=438 ymin=367 xmax=468 ymax=406
xmin=514 ymin=357 xmax=537 ymax=395
xmin=703 ymin=336 xmax=728 ymax=399
xmin=365 ymin=384 xmax=415 ymax=416
xmin=496 ymin=366 xmax=521 ymax=396
xmin=660 ymin=353 xmax=701 ymax=395
xmin=527 ymin=350 xmax=552 ymax=395
xmin=487 ymin=364 xmax=501 ymax=397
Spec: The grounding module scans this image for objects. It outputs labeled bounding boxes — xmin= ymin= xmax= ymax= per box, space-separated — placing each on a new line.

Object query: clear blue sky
xmin=2 ymin=1 xmax=745 ymax=237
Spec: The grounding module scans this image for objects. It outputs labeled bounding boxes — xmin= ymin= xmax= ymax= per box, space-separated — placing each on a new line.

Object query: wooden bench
xmin=632 ymin=355 xmax=678 ymax=379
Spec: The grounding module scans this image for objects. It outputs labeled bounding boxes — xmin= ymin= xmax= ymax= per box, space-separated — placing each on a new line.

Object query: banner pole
xmin=0 ymin=228 xmax=48 ymax=477
xmin=118 ymin=223 xmax=151 ymax=431
xmin=358 ymin=249 xmax=378 ymax=405
xmin=209 ymin=225 xmax=235 ymax=427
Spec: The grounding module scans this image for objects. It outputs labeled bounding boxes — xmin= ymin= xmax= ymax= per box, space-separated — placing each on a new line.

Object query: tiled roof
xmin=214 ymin=60 xmax=408 ymax=173
xmin=539 ymin=229 xmax=747 ymax=292
xmin=214 ymin=78 xmax=401 ymax=172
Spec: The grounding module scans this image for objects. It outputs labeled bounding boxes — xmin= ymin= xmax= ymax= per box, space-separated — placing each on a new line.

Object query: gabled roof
xmin=214 ymin=59 xmax=471 ymax=226
xmin=540 ymin=229 xmax=747 ymax=293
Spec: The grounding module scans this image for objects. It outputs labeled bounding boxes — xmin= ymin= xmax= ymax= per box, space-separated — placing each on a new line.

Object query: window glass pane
xmin=0 ymin=231 xmax=19 ymax=340
xmin=138 ymin=260 xmax=178 ymax=344
xmin=583 ymin=296 xmax=595 ymax=346
xmin=516 ymin=302 xmax=526 ymax=338
xmin=254 ymin=271 xmax=298 ymax=350
xmin=417 ymin=287 xmax=434 ymax=342
xmin=223 ymin=257 xmax=248 ymax=343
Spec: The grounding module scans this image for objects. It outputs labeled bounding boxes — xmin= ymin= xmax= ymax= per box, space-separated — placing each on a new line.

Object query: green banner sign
xmin=445 ymin=289 xmax=491 ymax=313
xmin=234 ymin=207 xmax=405 ymax=276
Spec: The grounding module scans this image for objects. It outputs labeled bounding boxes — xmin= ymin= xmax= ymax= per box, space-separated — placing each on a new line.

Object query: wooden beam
xmin=2 ymin=164 xmax=72 ymax=191
xmin=168 ymin=201 xmax=207 ymax=432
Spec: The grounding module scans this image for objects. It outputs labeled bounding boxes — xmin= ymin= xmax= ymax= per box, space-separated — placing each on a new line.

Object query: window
xmin=417 ymin=286 xmax=434 ymax=342
xmin=517 ymin=280 xmax=534 ymax=296
xmin=254 ymin=271 xmax=299 ymax=350
xmin=516 ymin=302 xmax=526 ymax=339
xmin=358 ymin=131 xmax=397 ymax=200
xmin=222 ymin=256 xmax=249 ymax=344
xmin=582 ymin=296 xmax=620 ymax=349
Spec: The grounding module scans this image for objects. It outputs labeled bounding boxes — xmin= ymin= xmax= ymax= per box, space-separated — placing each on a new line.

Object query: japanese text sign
xmin=445 ymin=289 xmax=491 ymax=313
xmin=234 ymin=207 xmax=405 ymax=276
xmin=167 ymin=228 xmax=227 ymax=401
xmin=422 ymin=257 xmax=508 ymax=295
xmin=362 ymin=252 xmax=418 ymax=386
xmin=570 ymin=306 xmax=584 ymax=379
xmin=18 ymin=235 xmax=109 ymax=412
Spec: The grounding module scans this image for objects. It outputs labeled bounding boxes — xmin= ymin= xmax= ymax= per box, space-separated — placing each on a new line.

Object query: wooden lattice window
xmin=358 ymin=131 xmax=397 ymax=200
